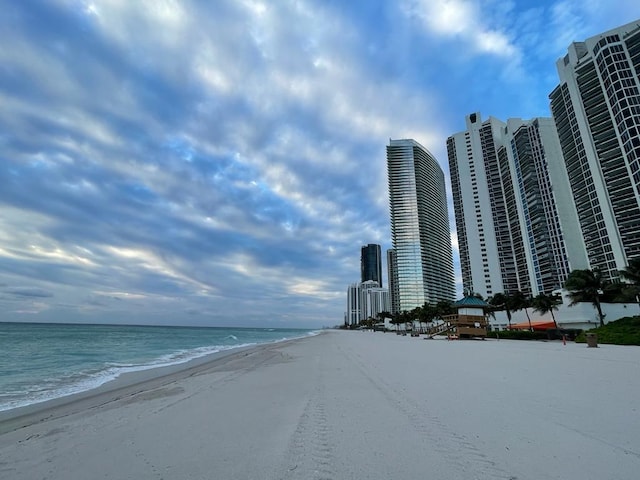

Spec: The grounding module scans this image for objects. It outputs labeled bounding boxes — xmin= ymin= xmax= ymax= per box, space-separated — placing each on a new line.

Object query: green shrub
xmin=575 ymin=316 xmax=640 ymax=345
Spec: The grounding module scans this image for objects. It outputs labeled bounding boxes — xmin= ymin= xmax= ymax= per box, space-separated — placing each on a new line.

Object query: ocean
xmin=0 ymin=322 xmax=318 ymax=412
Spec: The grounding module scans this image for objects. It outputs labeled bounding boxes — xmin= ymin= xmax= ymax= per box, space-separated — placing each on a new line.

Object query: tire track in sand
xmin=338 ymin=343 xmax=518 ymax=480
xmin=281 ymin=365 xmax=336 ymax=480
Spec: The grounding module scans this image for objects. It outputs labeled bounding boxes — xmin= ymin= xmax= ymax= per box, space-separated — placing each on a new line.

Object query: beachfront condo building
xmin=386 ymin=139 xmax=455 ymax=312
xmin=361 ymin=244 xmax=383 ymax=288
xmin=345 ymin=280 xmax=390 ymax=326
xmin=447 ymin=113 xmax=588 ymax=299
xmin=549 ymin=20 xmax=640 ymax=282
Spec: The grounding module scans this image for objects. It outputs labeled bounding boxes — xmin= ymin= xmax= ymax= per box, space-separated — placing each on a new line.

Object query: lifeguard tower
xmin=443 ymin=296 xmax=489 ymax=339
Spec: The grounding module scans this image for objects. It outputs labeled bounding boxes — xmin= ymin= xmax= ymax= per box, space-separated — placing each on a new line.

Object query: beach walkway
xmin=1 ymin=330 xmax=639 ymax=479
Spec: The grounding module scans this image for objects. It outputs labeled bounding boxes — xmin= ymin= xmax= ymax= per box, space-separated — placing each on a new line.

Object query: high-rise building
xmin=361 ymin=244 xmax=383 ymax=287
xmin=387 ymin=139 xmax=455 ymax=312
xmin=345 ymin=281 xmax=390 ymax=326
xmin=549 ymin=20 xmax=640 ymax=281
xmin=386 ymin=248 xmax=400 ymax=314
xmin=447 ymin=113 xmax=587 ymax=299
xmin=360 ymin=280 xmax=390 ymax=322
xmin=346 ymin=283 xmax=361 ymax=326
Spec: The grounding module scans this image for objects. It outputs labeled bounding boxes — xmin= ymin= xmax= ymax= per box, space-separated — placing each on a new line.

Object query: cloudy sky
xmin=1 ymin=1 xmax=639 ymax=328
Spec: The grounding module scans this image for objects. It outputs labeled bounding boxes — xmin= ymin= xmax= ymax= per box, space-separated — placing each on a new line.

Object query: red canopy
xmin=508 ymin=321 xmax=556 ymax=331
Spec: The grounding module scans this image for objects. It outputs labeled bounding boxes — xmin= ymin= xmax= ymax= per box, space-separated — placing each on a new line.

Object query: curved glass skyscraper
xmin=387 ymin=139 xmax=455 ymax=312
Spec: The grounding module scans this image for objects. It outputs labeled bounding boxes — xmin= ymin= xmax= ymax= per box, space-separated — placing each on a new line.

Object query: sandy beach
xmin=1 ymin=330 xmax=639 ymax=479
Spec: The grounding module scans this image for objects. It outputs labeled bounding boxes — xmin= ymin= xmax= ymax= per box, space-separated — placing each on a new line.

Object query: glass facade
xmin=386 ymin=248 xmax=400 ymax=314
xmin=361 ymin=244 xmax=382 ymax=288
xmin=387 ymin=139 xmax=455 ymax=312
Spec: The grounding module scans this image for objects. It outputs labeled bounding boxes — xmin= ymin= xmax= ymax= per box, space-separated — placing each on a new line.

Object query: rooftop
xmin=452 ymin=296 xmax=489 ymax=307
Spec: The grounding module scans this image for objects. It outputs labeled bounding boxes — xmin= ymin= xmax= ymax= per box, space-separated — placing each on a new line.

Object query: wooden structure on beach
xmin=424 ymin=321 xmax=454 ymax=338
xmin=442 ymin=296 xmax=488 ymax=339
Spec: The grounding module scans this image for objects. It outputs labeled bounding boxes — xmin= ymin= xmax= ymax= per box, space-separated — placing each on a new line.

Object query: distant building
xmin=549 ymin=20 xmax=640 ymax=281
xmin=361 ymin=244 xmax=383 ymax=287
xmin=447 ymin=113 xmax=587 ymax=298
xmin=346 ymin=283 xmax=361 ymax=326
xmin=387 ymin=139 xmax=455 ymax=311
xmin=360 ymin=280 xmax=390 ymax=322
xmin=345 ymin=281 xmax=390 ymax=326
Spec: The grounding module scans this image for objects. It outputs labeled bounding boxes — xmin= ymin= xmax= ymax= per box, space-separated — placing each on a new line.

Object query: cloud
xmin=3 ymin=0 xmax=396 ymax=325
xmin=1 ymin=0 xmax=639 ymax=325
xmin=3 ymin=287 xmax=54 ymax=298
xmin=401 ymin=0 xmax=519 ymax=58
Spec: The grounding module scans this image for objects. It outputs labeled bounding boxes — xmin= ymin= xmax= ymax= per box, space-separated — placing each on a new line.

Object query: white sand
xmin=1 ymin=331 xmax=639 ymax=479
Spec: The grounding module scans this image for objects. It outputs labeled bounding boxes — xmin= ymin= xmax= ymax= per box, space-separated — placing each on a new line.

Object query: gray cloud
xmin=1 ymin=0 xmax=639 ymax=326
xmin=3 ymin=287 xmax=54 ymax=298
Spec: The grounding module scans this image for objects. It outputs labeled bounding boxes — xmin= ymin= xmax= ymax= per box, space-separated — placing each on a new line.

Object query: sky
xmin=2 ymin=1 xmax=640 ymax=328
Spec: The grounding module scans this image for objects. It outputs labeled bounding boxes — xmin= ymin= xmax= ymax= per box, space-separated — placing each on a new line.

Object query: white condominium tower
xmin=447 ymin=113 xmax=587 ymax=299
xmin=345 ymin=281 xmax=390 ymax=327
xmin=387 ymin=139 xmax=455 ymax=312
xmin=549 ymin=20 xmax=640 ymax=281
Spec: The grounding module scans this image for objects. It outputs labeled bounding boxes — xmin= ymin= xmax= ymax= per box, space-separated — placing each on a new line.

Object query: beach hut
xmin=444 ymin=296 xmax=489 ymax=338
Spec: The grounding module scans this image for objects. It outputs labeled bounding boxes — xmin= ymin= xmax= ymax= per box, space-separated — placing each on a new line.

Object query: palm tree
xmin=396 ymin=310 xmax=412 ymax=332
xmin=620 ymin=257 xmax=640 ymax=286
xmin=510 ymin=291 xmax=533 ymax=331
xmin=410 ymin=306 xmax=422 ymax=333
xmin=531 ymin=292 xmax=562 ymax=328
xmin=564 ymin=269 xmax=606 ymax=327
xmin=376 ymin=311 xmax=392 ymax=330
xmin=390 ymin=311 xmax=403 ymax=332
xmin=488 ymin=292 xmax=513 ymax=327
xmin=419 ymin=303 xmax=437 ymax=331
xmin=434 ymin=300 xmax=454 ymax=320
xmin=360 ymin=317 xmax=375 ymax=329
xmin=405 ymin=309 xmax=416 ymax=332
xmin=619 ymin=258 xmax=640 ymax=305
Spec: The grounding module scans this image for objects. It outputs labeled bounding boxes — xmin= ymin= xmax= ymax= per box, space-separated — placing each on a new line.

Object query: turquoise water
xmin=0 ymin=322 xmax=317 ymax=412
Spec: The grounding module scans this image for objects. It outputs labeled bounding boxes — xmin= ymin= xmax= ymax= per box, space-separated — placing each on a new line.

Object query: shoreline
xmin=2 ymin=330 xmax=638 ymax=480
xmin=0 ymin=334 xmax=313 ymax=435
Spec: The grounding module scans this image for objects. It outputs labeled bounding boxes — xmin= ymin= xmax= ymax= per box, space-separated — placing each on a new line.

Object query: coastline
xmin=0 ymin=334 xmax=310 ymax=435
xmin=1 ymin=330 xmax=639 ymax=480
